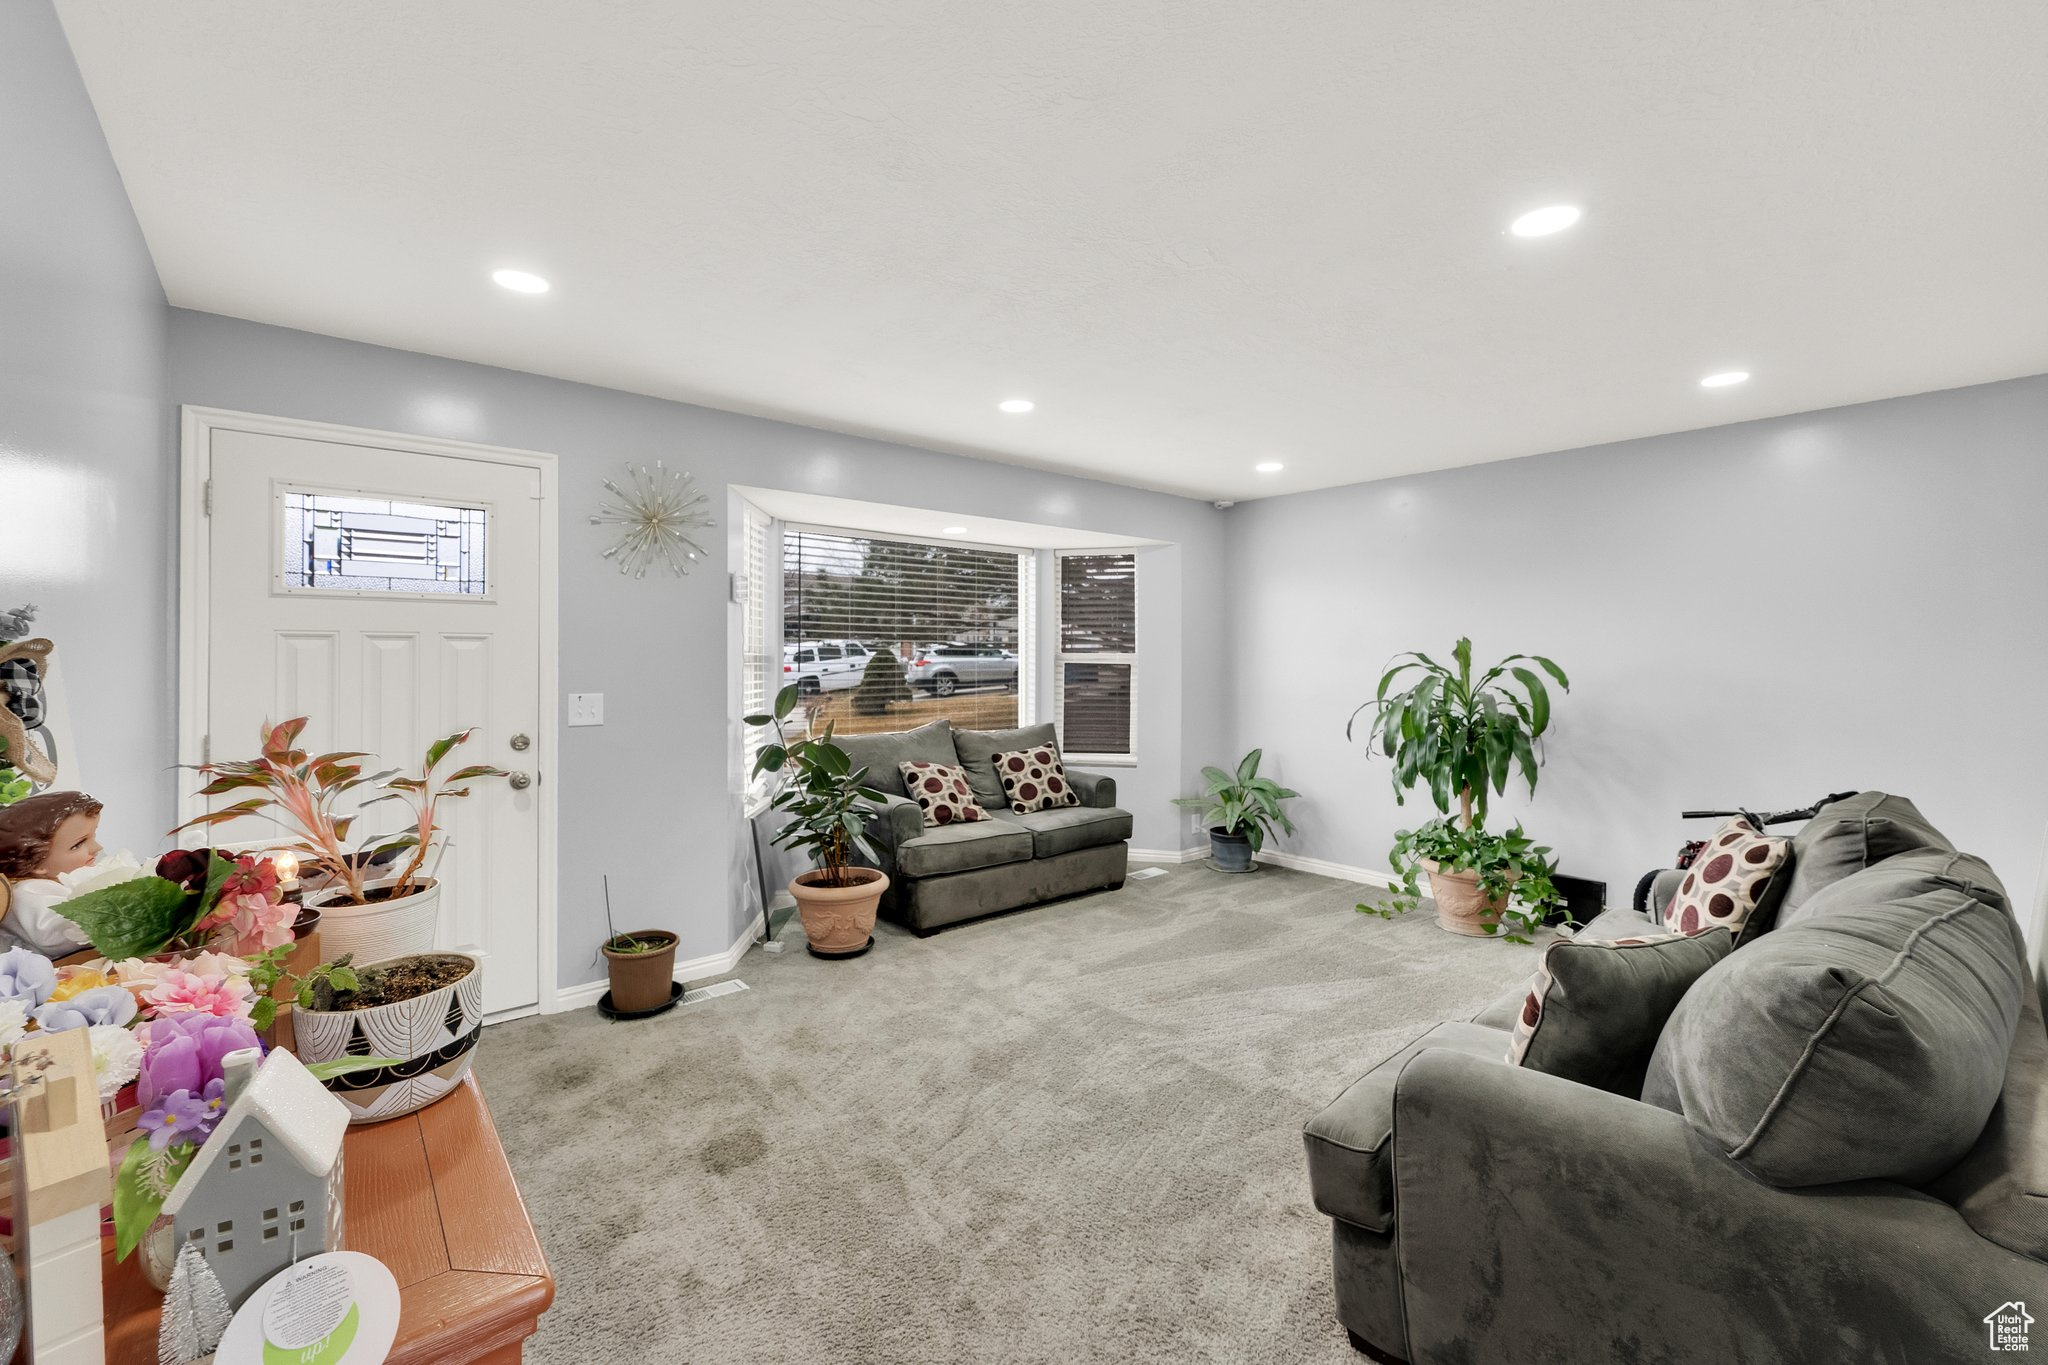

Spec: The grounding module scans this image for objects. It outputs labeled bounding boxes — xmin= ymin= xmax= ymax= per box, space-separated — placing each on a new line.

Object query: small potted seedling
xmin=597 ymin=875 xmax=679 ymax=1015
xmin=289 ymin=951 xmax=485 ymax=1123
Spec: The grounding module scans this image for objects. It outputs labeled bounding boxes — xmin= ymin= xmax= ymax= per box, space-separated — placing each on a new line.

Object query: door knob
xmin=508 ymin=771 xmax=532 ymax=791
xmin=510 ymin=733 xmax=531 ymax=752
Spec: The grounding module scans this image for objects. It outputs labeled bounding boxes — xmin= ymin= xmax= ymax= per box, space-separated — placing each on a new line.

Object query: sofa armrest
xmin=861 ymin=795 xmax=924 ymax=875
xmin=1391 ymin=1049 xmax=2046 ymax=1362
xmin=1066 ymin=769 xmax=1117 ymax=810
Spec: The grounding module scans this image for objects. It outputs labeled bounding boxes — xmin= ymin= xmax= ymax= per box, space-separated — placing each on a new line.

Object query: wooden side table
xmin=102 ymin=1077 xmax=553 ymax=1364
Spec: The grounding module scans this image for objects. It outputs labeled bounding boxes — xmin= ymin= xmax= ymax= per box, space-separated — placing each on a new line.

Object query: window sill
xmin=1065 ymin=755 xmax=1136 ymax=768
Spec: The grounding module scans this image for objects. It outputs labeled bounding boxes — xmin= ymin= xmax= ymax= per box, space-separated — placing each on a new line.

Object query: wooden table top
xmin=103 ymin=1077 xmax=554 ymax=1365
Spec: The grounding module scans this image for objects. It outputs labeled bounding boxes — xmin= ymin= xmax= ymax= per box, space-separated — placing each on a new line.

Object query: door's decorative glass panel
xmin=282 ymin=491 xmax=488 ymax=595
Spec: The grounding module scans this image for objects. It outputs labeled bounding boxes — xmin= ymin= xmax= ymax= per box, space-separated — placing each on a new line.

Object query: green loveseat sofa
xmin=832 ymin=719 xmax=1130 ymax=935
xmin=1303 ymin=792 xmax=2048 ymax=1363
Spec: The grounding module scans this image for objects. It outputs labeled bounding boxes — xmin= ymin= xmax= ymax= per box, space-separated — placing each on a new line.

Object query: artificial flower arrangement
xmin=1 ymin=846 xmax=389 ymax=1259
xmin=0 ymin=940 xmax=384 ymax=1260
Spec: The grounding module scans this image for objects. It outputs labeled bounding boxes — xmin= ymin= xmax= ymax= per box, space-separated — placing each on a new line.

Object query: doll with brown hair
xmin=0 ymin=790 xmax=104 ymax=955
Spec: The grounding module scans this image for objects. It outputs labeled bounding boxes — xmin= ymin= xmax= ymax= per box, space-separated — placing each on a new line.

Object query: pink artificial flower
xmin=215 ymin=891 xmax=297 ymax=955
xmin=142 ymin=967 xmax=255 ymax=1021
xmin=220 ymin=854 xmax=279 ymax=901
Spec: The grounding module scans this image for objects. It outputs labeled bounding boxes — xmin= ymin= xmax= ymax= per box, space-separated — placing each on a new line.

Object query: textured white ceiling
xmin=57 ymin=1 xmax=2048 ymax=500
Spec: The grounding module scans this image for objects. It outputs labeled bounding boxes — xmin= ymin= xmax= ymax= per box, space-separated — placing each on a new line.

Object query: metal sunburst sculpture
xmin=590 ymin=461 xmax=716 ymax=578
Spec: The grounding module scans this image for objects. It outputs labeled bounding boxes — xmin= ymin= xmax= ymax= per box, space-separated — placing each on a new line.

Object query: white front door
xmin=198 ymin=424 xmax=545 ymax=1016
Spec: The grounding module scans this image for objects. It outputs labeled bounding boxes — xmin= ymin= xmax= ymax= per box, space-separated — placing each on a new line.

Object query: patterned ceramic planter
xmin=1420 ymin=861 xmax=1508 ymax=937
xmin=292 ymin=953 xmax=482 ymax=1124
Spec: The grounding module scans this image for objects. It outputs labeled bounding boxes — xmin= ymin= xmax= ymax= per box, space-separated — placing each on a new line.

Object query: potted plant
xmin=288 ymin=952 xmax=484 ymax=1123
xmin=1173 ymin=749 xmax=1299 ymax=873
xmin=1348 ymin=638 xmax=1570 ymax=939
xmin=173 ymin=718 xmax=506 ymax=964
xmin=597 ymin=874 xmax=679 ymax=1015
xmin=743 ymin=684 xmax=888 ymax=959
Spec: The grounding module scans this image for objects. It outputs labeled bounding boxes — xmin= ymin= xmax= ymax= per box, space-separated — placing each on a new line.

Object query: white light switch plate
xmin=568 ymin=693 xmax=604 ymax=727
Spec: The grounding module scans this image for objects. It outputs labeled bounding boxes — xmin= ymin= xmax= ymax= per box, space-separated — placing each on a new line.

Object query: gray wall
xmin=0 ymin=1 xmax=172 ymax=842
xmin=165 ymin=309 xmax=1228 ymax=989
xmin=1227 ymin=374 xmax=2048 ymax=948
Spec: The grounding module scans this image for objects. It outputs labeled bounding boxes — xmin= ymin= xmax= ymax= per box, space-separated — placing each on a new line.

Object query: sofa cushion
xmin=1507 ymin=927 xmax=1733 ymax=1095
xmin=833 ymin=720 xmax=956 ymax=799
xmin=1641 ymin=879 xmax=2026 ymax=1187
xmin=894 ymin=820 xmax=1034 ymax=878
xmin=1304 ymin=1022 xmax=1512 ymax=1232
xmin=1776 ymin=791 xmax=1953 ymax=927
xmin=952 ymin=722 xmax=1057 ymax=810
xmin=993 ymin=804 xmax=1133 ymax=859
xmin=1794 ymin=847 xmax=2011 ymax=921
xmin=992 ymin=743 xmax=1082 ymax=814
xmin=1471 ymin=907 xmax=1658 ymax=1029
xmin=1661 ymin=816 xmax=1790 ymax=942
xmin=897 ymin=760 xmax=989 ymax=827
xmin=1928 ymin=984 xmax=2048 ymax=1260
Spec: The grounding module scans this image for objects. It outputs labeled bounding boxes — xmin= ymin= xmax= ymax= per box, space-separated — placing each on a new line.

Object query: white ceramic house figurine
xmin=162 ymin=1047 xmax=349 ymax=1308
xmin=10 ymin=1026 xmax=110 ymax=1365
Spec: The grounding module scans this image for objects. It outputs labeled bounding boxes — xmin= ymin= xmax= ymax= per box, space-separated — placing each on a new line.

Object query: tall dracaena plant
xmin=1347 ymin=638 xmax=1569 ymax=828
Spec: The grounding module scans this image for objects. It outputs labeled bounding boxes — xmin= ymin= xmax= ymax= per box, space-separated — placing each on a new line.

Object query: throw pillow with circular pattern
xmin=898 ymin=760 xmax=989 ymax=827
xmin=1664 ymin=816 xmax=1792 ymax=941
xmin=992 ymin=744 xmax=1082 ymax=814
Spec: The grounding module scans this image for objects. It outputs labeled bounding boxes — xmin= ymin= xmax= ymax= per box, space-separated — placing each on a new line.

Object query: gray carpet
xmin=476 ymin=862 xmax=1543 ymax=1364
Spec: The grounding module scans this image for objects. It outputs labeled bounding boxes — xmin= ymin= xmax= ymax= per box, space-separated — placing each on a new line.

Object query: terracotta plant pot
xmin=790 ymin=867 xmax=888 ymax=959
xmin=292 ymin=952 xmax=482 ymax=1123
xmin=602 ymin=930 xmax=679 ymax=1013
xmin=1421 ymin=860 xmax=1508 ymax=937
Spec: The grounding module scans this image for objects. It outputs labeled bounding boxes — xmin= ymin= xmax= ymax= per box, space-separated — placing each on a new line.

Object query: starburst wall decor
xmin=590 ymin=461 xmax=716 ymax=578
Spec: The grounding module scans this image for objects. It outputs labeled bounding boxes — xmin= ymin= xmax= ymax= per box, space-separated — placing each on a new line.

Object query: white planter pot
xmin=309 ymin=876 xmax=442 ymax=966
xmin=292 ymin=952 xmax=483 ymax=1124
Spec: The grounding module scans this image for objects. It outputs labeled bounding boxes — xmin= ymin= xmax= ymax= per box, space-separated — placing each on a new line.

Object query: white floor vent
xmin=1128 ymin=867 xmax=1168 ymax=881
xmin=682 ymin=979 xmax=750 ymax=1006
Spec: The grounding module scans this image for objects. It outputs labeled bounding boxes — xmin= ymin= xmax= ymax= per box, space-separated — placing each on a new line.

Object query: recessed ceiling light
xmin=491 ymin=268 xmax=550 ymax=294
xmin=997 ymin=398 xmax=1036 ymax=414
xmin=1509 ymin=204 xmax=1582 ymax=238
xmin=941 ymin=526 xmax=968 ymax=536
xmin=1254 ymin=461 xmax=1284 ymax=473
xmin=1700 ymin=370 xmax=1751 ymax=388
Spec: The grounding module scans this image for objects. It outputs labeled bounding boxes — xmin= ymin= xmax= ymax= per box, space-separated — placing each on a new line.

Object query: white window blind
xmin=783 ymin=527 xmax=1031 ymax=739
xmin=740 ymin=501 xmax=775 ymax=803
xmin=1056 ymin=551 xmax=1137 ymax=760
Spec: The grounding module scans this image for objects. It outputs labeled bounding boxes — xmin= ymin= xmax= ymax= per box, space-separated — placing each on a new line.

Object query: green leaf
xmin=54 ymin=875 xmax=196 ymax=959
xmin=742 ymin=713 xmax=773 ymax=727
xmin=114 ymin=1137 xmax=192 ymax=1260
xmin=305 ymin=1056 xmax=404 ymax=1082
xmin=1509 ymin=667 xmax=1550 ymax=734
xmin=773 ymin=683 xmax=799 ymax=719
xmin=1235 ymin=749 xmax=1261 ymax=784
xmin=422 ymin=729 xmax=470 ymax=775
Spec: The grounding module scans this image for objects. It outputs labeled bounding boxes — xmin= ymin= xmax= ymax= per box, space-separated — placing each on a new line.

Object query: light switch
xmin=568 ymin=693 xmax=604 ymax=727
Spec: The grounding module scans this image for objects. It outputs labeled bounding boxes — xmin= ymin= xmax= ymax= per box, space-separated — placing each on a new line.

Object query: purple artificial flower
xmin=0 ymin=947 xmax=57 ymax=1007
xmin=33 ymin=983 xmax=139 ymax=1032
xmin=136 ymin=1077 xmax=229 ymax=1152
xmin=137 ymin=1012 xmax=261 ymax=1110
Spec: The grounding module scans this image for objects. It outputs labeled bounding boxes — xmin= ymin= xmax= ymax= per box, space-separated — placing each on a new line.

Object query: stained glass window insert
xmin=282 ymin=491 xmax=488 ymax=595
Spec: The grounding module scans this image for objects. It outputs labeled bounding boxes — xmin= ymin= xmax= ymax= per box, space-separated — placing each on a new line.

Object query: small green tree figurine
xmin=851 ymin=648 xmax=911 ymax=717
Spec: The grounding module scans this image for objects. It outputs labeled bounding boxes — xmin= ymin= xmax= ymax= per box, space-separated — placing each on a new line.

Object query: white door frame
xmin=177 ymin=405 xmax=561 ymax=1020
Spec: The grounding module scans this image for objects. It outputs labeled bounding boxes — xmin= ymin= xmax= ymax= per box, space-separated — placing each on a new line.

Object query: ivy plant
xmin=1363 ymin=817 xmax=1564 ymax=942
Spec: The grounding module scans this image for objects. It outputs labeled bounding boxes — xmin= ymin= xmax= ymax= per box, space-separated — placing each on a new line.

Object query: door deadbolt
xmin=510 ymin=733 xmax=531 ymax=751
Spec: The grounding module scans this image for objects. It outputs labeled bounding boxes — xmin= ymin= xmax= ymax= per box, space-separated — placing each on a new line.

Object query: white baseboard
xmin=1252 ymin=848 xmax=1399 ymax=888
xmin=551 ymin=920 xmax=759 ymax=1013
xmin=1128 ymin=846 xmax=1205 ymax=864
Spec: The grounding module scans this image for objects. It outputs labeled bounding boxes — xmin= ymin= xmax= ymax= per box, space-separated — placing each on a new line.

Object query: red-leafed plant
xmin=173 ymin=718 xmax=506 ymax=906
